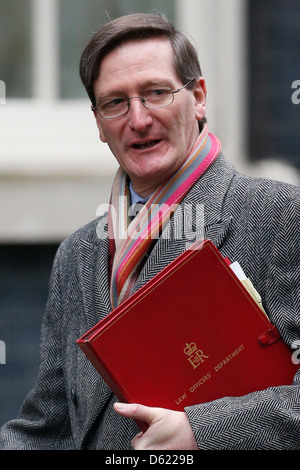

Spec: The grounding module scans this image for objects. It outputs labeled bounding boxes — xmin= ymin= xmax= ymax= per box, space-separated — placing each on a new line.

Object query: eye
xmin=144 ymin=88 xmax=172 ymax=105
xmin=148 ymin=88 xmax=170 ymax=97
xmin=101 ymin=97 xmax=126 ymax=110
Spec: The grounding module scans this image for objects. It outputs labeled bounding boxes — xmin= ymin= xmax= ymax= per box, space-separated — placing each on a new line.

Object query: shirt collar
xmin=129 ymin=181 xmax=151 ymax=206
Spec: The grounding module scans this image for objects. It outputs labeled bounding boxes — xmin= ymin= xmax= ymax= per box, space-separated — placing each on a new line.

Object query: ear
xmin=92 ymin=105 xmax=107 ymax=143
xmin=193 ymin=77 xmax=207 ymax=122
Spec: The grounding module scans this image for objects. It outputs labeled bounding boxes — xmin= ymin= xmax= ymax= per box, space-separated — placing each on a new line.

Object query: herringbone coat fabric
xmin=1 ymin=154 xmax=299 ymax=449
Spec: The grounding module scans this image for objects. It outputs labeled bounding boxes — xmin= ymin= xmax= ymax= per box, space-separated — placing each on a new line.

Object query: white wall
xmin=0 ymin=100 xmax=118 ymax=242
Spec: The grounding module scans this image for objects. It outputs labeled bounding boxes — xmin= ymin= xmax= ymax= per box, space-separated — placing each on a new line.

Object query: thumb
xmin=113 ymin=402 xmax=157 ymax=425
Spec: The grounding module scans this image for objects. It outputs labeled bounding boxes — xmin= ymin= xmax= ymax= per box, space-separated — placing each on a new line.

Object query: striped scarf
xmin=108 ymin=125 xmax=221 ymax=308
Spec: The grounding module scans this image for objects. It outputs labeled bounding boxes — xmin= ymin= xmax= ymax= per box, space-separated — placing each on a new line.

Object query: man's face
xmin=93 ymin=37 xmax=206 ymax=196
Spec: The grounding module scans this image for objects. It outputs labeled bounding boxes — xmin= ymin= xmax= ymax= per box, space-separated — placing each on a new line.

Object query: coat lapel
xmin=93 ymin=217 xmax=113 ymax=321
xmin=76 ymin=217 xmax=112 ymax=327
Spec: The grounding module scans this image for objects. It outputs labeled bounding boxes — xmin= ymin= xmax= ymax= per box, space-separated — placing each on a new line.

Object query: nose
xmin=127 ymin=97 xmax=153 ymax=132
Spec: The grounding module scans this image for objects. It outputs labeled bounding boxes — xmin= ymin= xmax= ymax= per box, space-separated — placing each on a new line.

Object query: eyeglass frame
xmin=91 ymin=78 xmax=195 ymax=119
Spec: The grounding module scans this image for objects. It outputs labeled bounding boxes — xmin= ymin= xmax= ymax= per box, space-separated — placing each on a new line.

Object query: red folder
xmin=77 ymin=240 xmax=298 ymax=411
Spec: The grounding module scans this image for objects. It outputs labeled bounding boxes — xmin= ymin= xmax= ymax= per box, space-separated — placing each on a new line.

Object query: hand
xmin=113 ymin=402 xmax=198 ymax=450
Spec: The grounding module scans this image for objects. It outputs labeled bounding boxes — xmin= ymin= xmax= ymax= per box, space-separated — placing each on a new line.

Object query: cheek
xmin=98 ymin=124 xmax=107 ymax=143
xmin=169 ymin=113 xmax=191 ymax=143
xmin=165 ymin=111 xmax=185 ymax=136
xmin=98 ymin=120 xmax=124 ymax=149
xmin=95 ymin=116 xmax=114 ymax=144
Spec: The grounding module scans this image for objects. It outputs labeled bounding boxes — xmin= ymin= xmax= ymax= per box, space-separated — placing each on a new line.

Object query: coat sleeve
xmin=0 ymin=243 xmax=74 ymax=450
xmin=185 ymin=186 xmax=300 ymax=449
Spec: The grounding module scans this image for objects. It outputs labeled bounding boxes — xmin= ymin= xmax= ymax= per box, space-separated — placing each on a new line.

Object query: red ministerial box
xmin=77 ymin=240 xmax=298 ymax=411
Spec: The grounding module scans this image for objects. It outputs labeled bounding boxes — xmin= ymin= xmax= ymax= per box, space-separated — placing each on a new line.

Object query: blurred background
xmin=0 ymin=0 xmax=299 ymax=427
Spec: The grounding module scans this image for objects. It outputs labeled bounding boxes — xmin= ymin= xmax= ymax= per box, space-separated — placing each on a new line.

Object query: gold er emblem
xmin=184 ymin=342 xmax=209 ymax=369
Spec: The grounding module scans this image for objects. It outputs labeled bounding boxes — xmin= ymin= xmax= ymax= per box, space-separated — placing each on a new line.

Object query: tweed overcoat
xmin=1 ymin=154 xmax=299 ymax=449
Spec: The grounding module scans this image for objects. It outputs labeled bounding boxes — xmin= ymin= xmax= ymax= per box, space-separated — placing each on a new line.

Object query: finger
xmin=113 ymin=402 xmax=158 ymax=425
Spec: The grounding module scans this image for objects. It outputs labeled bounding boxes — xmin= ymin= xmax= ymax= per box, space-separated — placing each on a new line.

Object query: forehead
xmin=95 ymin=37 xmax=178 ymax=94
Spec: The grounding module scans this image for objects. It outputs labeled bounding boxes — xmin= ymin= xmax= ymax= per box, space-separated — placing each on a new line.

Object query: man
xmin=1 ymin=13 xmax=299 ymax=450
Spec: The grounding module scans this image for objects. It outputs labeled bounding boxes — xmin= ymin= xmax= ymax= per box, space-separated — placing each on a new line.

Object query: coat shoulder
xmin=227 ymin=162 xmax=300 ymax=212
xmin=51 ymin=215 xmax=108 ymax=277
xmin=61 ymin=215 xmax=108 ymax=250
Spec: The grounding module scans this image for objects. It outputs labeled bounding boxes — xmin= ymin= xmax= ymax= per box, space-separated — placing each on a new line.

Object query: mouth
xmin=132 ymin=140 xmax=161 ymax=150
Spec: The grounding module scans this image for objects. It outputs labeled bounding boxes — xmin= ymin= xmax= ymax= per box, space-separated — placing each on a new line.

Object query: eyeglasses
xmin=92 ymin=79 xmax=195 ymax=119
